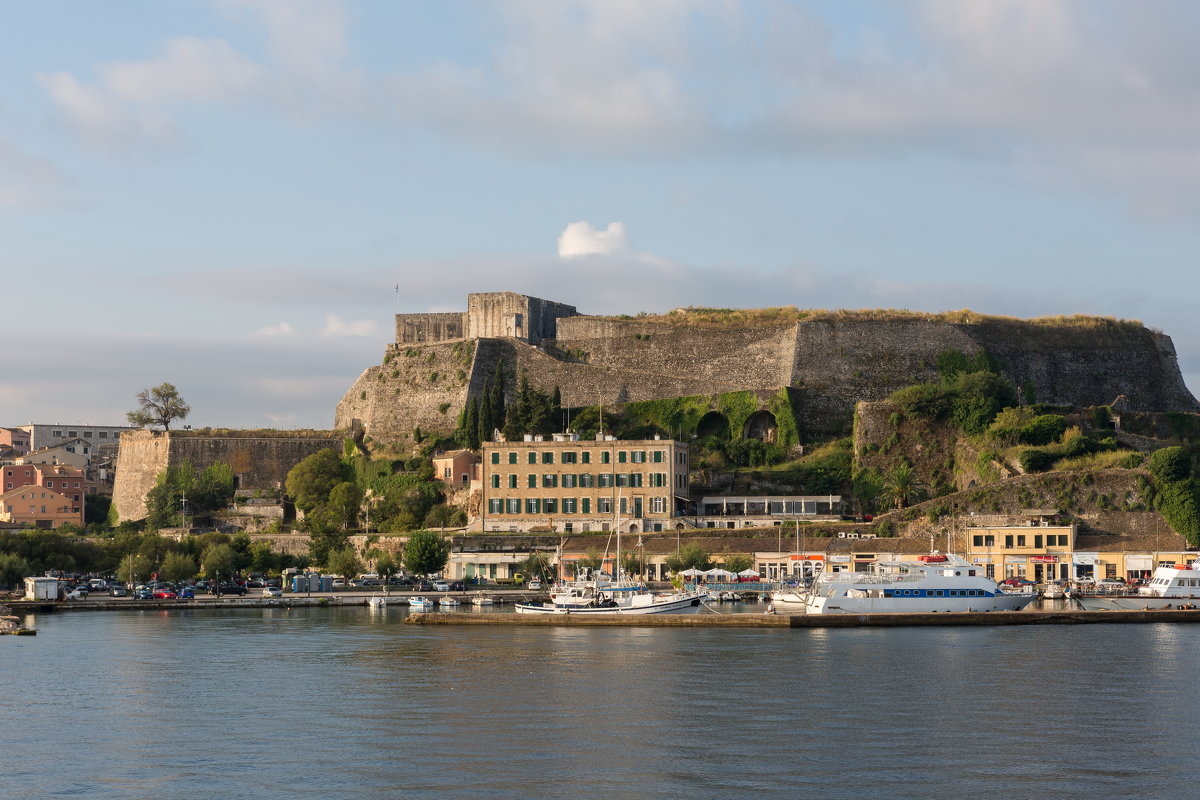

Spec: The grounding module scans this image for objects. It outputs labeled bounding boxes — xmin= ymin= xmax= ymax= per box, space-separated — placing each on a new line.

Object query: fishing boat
xmin=804 ymin=554 xmax=1036 ymax=614
xmin=438 ymin=596 xmax=460 ymax=608
xmin=515 ymin=583 xmax=708 ymax=615
xmin=407 ymin=596 xmax=435 ymax=611
xmin=1075 ymin=563 xmax=1200 ymax=610
xmin=470 ymin=595 xmax=495 ymax=606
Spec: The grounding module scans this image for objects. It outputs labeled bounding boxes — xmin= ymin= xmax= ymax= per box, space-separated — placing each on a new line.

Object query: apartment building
xmin=480 ymin=433 xmax=689 ymax=534
xmin=0 ymin=485 xmax=82 ymax=528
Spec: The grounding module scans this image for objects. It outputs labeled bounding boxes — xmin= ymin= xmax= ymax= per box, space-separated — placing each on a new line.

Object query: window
xmin=53 ymin=430 xmax=62 ymax=437
xmin=543 ymin=499 xmax=557 ymax=514
xmin=542 ymin=474 xmax=558 ymax=488
xmin=651 ymin=497 xmax=665 ymax=513
xmin=489 ymin=499 xmax=502 ymax=514
xmin=562 ymin=452 xmax=577 ymax=464
xmin=508 ymin=452 xmax=517 ymax=464
xmin=616 ymin=473 xmax=629 ymax=487
xmin=563 ymin=498 xmax=577 ymax=513
xmin=630 ymin=473 xmax=643 ymax=487
xmin=83 ymin=431 xmax=92 ymax=438
xmin=580 ymin=473 xmax=594 ymax=487
xmin=973 ymin=535 xmax=983 ymax=547
xmin=47 ymin=481 xmax=54 ymax=488
xmin=490 ymin=452 xmax=500 ymax=464
xmin=528 ymin=452 xmax=537 ymax=464
xmin=525 ymin=498 xmax=541 ymax=514
xmin=491 ymin=475 xmax=500 ymax=489
xmin=618 ymin=451 xmax=627 ymax=463
xmin=506 ymin=499 xmax=520 ymax=514
xmin=601 ymin=451 xmax=611 ymax=464
xmin=598 ymin=497 xmax=612 ymax=513
xmin=653 ymin=450 xmax=664 ymax=463
xmin=542 ymin=452 xmax=554 ymax=464
xmin=619 ymin=497 xmax=628 ymax=514
xmin=632 ymin=450 xmax=646 ymax=463
xmin=599 ymin=473 xmax=613 ymax=488
xmin=508 ymin=475 xmax=518 ymax=489
xmin=1017 ymin=535 xmax=1026 ymax=547
xmin=581 ymin=498 xmax=591 ymax=513
xmin=1005 ymin=535 xmax=1014 ymax=548
xmin=650 ymin=473 xmax=666 ymax=487
xmin=99 ymin=432 xmax=108 ymax=439
xmin=1034 ymin=535 xmax=1043 ymax=549
xmin=581 ymin=451 xmax=591 ymax=464
xmin=527 ymin=474 xmax=537 ymax=489
xmin=562 ymin=474 xmax=577 ymax=488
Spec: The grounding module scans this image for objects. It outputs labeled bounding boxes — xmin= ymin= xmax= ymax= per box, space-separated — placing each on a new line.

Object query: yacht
xmin=804 ymin=554 xmax=1036 ymax=614
xmin=1075 ymin=563 xmax=1200 ymax=610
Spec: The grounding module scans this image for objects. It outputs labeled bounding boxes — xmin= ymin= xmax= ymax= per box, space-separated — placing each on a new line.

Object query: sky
xmin=4 ymin=0 xmax=1200 ymax=430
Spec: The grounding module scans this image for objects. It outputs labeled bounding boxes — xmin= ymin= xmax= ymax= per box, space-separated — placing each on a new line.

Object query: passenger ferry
xmin=804 ymin=554 xmax=1036 ymax=614
xmin=1075 ymin=563 xmax=1200 ymax=610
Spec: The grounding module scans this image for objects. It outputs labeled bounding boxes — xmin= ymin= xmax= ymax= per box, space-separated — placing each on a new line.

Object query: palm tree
xmin=882 ymin=461 xmax=925 ymax=510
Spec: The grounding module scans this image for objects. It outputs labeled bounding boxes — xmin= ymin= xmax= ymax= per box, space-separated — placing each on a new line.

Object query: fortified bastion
xmin=335 ymin=292 xmax=1199 ymax=449
xmin=112 ymin=429 xmax=343 ymax=522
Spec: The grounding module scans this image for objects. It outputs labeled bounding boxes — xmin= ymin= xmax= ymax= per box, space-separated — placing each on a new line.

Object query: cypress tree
xmin=490 ymin=361 xmax=506 ymax=431
xmin=478 ymin=382 xmax=493 ymax=445
xmin=463 ymin=397 xmax=479 ymax=449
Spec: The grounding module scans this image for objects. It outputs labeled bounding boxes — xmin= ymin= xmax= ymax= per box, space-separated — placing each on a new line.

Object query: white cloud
xmin=100 ymin=37 xmax=261 ymax=105
xmin=254 ymin=321 xmax=295 ymax=336
xmin=557 ymin=221 xmax=633 ymax=258
xmin=320 ymin=313 xmax=379 ymax=337
xmin=37 ymin=71 xmax=177 ymax=151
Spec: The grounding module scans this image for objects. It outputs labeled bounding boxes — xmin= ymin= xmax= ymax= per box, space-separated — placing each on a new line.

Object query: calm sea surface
xmin=3 ymin=605 xmax=1198 ymax=799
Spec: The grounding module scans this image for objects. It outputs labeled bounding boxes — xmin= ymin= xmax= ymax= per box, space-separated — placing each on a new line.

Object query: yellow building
xmin=480 ymin=433 xmax=688 ymax=534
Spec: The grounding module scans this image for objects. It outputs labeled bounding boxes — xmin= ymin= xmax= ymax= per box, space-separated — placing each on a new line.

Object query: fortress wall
xmin=113 ymin=431 xmax=342 ymax=522
xmin=466 ymin=292 xmax=577 ymax=344
xmin=966 ymin=324 xmax=1199 ymax=412
xmin=395 ymin=312 xmax=465 ymax=344
xmin=334 ymin=340 xmax=475 ymax=447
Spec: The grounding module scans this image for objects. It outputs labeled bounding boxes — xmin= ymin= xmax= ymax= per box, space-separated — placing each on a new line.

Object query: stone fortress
xmin=336 ymin=291 xmax=1200 ymax=449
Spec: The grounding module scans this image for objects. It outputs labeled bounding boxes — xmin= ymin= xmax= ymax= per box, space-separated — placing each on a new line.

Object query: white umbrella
xmin=737 ymin=569 xmax=759 ymax=578
xmin=681 ymin=568 xmax=704 ymax=577
xmin=706 ymin=568 xmax=736 ymax=579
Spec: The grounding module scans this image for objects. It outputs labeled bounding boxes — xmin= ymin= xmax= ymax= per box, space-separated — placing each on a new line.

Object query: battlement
xmin=395 ymin=292 xmax=578 ymax=346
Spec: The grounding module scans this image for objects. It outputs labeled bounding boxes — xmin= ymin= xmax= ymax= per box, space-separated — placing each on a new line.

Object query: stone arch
xmin=696 ymin=411 xmax=730 ymax=440
xmin=627 ymin=523 xmax=639 ymax=534
xmin=743 ymin=410 xmax=778 ymax=443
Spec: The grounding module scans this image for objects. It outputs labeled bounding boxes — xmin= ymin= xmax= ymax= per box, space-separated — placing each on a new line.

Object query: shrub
xmin=1019 ymin=415 xmax=1067 ymax=446
xmin=1019 ymin=448 xmax=1058 ymax=473
xmin=1157 ymin=481 xmax=1200 ymax=546
xmin=1148 ymin=446 xmax=1192 ymax=483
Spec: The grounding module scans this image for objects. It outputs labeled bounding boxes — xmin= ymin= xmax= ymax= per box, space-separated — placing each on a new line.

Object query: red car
xmin=152 ymin=589 xmax=177 ymax=599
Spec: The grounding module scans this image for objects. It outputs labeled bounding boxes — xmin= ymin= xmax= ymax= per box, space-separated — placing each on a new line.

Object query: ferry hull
xmin=1075 ymin=595 xmax=1198 ymax=611
xmin=806 ymin=593 xmax=1036 ymax=614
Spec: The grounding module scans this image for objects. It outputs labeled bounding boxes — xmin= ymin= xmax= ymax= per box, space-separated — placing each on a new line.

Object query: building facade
xmin=0 ymin=485 xmax=82 ymax=528
xmin=0 ymin=427 xmax=31 ymax=455
xmin=17 ymin=423 xmax=131 ymax=457
xmin=480 ymin=434 xmax=689 ymax=534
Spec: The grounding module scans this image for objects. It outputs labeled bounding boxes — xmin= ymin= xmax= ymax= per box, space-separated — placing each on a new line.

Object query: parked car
xmin=1001 ymin=578 xmax=1035 ymax=587
xmin=134 ymin=588 xmax=153 ymax=600
xmin=527 ymin=579 xmax=543 ymax=590
xmin=108 ymin=585 xmax=128 ymax=597
xmin=178 ymin=587 xmax=195 ymax=599
xmin=65 ymin=588 xmax=88 ymax=600
xmin=415 ymin=580 xmax=433 ymax=592
xmin=215 ymin=583 xmax=247 ymax=596
xmin=432 ymin=581 xmax=450 ymax=592
xmin=1096 ymin=578 xmax=1127 ymax=591
xmin=262 ymin=586 xmax=283 ymax=598
xmin=331 ymin=579 xmax=347 ymax=589
xmin=450 ymin=581 xmax=465 ymax=591
xmin=153 ymin=589 xmax=177 ymax=599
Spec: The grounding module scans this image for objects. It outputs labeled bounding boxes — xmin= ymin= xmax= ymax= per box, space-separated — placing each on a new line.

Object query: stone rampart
xmin=395 ymin=312 xmax=465 ymax=344
xmin=113 ymin=430 xmax=342 ymax=522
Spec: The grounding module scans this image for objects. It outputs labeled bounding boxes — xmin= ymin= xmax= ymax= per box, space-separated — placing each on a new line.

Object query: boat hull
xmin=1075 ymin=595 xmax=1200 ymax=611
xmin=515 ymin=593 xmax=706 ymax=615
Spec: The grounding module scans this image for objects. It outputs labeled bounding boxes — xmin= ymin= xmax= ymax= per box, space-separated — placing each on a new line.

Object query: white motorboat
xmin=515 ymin=584 xmax=708 ymax=615
xmin=804 ymin=554 xmax=1036 ymax=614
xmin=1075 ymin=563 xmax=1200 ymax=610
xmin=408 ymin=596 xmax=435 ymax=610
xmin=770 ymin=586 xmax=808 ymax=606
xmin=1041 ymin=581 xmax=1066 ymax=600
xmin=470 ymin=595 xmax=495 ymax=606
xmin=438 ymin=596 xmax=460 ymax=607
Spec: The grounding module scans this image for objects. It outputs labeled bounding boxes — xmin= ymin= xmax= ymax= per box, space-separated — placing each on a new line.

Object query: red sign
xmin=788 ymin=554 xmax=825 ymax=561
xmin=1030 ymin=556 xmax=1058 ymax=563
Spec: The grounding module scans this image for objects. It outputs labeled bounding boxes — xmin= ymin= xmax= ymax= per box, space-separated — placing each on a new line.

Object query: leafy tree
xmin=327 ymin=547 xmax=364 ymax=580
xmin=722 ymin=553 xmax=754 ymax=574
xmin=373 ymin=551 xmax=397 ymax=581
xmin=145 ymin=462 xmax=235 ymax=528
xmin=403 ymin=529 xmax=450 ymax=576
xmin=305 ymin=513 xmax=349 ymax=566
xmin=286 ymin=449 xmax=353 ymax=515
xmin=248 ymin=541 xmax=279 ymax=575
xmin=423 ymin=504 xmax=465 ymax=530
xmin=882 ymin=461 xmax=925 ymax=510
xmin=664 ymin=543 xmax=711 ymax=573
xmin=201 ymin=543 xmax=236 ymax=580
xmin=0 ymin=552 xmax=31 ymax=589
xmin=117 ymin=554 xmax=153 ymax=586
xmin=159 ymin=552 xmax=197 ymax=583
xmin=127 ymin=382 xmax=191 ymax=430
xmin=620 ymin=552 xmax=645 ymax=579
xmin=519 ymin=551 xmax=554 ymax=583
xmin=328 ymin=481 xmax=363 ymax=530
xmin=1019 ymin=415 xmax=1068 ymax=446
xmin=1149 ymin=447 xmax=1192 ymax=484
xmin=84 ymin=494 xmax=113 ymax=526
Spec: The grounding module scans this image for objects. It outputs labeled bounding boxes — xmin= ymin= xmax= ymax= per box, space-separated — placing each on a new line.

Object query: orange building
xmin=0 ymin=485 xmax=82 ymax=528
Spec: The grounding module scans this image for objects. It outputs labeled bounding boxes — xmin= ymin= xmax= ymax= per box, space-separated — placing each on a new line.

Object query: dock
xmin=406 ymin=608 xmax=1200 ymax=627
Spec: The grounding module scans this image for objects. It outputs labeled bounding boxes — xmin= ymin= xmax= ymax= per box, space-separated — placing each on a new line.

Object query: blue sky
xmin=4 ymin=0 xmax=1200 ymax=430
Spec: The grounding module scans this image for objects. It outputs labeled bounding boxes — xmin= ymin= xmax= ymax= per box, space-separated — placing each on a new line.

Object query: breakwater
xmin=406 ymin=608 xmax=1200 ymax=627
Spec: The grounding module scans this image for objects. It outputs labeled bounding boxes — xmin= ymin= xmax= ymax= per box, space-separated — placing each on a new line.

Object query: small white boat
xmin=408 ymin=596 xmax=434 ymax=610
xmin=516 ymin=585 xmax=708 ymax=615
xmin=366 ymin=595 xmax=388 ymax=609
xmin=1041 ymin=581 xmax=1066 ymax=599
xmin=1076 ymin=563 xmax=1200 ymax=610
xmin=438 ymin=596 xmax=460 ymax=607
xmin=770 ymin=586 xmax=808 ymax=606
xmin=470 ymin=595 xmax=494 ymax=606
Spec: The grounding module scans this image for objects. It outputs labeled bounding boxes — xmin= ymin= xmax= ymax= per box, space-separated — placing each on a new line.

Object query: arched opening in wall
xmin=675 ymin=522 xmax=686 ymax=531
xmin=696 ymin=411 xmax=730 ymax=441
xmin=743 ymin=410 xmax=778 ymax=443
xmin=627 ymin=523 xmax=639 ymax=534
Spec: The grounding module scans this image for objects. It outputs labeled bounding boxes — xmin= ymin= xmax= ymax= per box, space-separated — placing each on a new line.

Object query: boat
xmin=1041 ymin=581 xmax=1066 ymax=600
xmin=366 ymin=595 xmax=388 ymax=609
xmin=1074 ymin=563 xmax=1200 ymax=610
xmin=803 ymin=554 xmax=1037 ymax=614
xmin=470 ymin=595 xmax=495 ymax=606
xmin=770 ymin=584 xmax=808 ymax=606
xmin=515 ymin=583 xmax=708 ymax=615
xmin=438 ymin=596 xmax=460 ymax=607
xmin=407 ymin=596 xmax=435 ymax=610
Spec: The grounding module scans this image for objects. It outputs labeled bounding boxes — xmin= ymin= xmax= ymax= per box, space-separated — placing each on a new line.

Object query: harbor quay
xmin=406 ymin=608 xmax=1200 ymax=628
